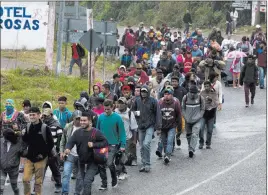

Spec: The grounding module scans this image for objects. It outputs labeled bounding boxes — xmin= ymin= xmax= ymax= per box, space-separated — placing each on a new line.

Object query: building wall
xmin=0 ymin=2 xmax=49 ymax=50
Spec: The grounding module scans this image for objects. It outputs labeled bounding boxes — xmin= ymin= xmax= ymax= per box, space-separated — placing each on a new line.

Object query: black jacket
xmin=173 ymin=86 xmax=187 ymax=104
xmin=183 ymin=13 xmax=192 ymax=24
xmin=239 ymin=62 xmax=259 ymax=85
xmin=132 ymin=85 xmax=162 ymax=130
xmin=66 ymin=128 xmax=108 ymax=164
xmin=22 ymin=121 xmax=54 ymax=163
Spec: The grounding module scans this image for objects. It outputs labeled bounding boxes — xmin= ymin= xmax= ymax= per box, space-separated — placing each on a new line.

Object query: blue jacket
xmin=53 ymin=108 xmax=72 ymax=128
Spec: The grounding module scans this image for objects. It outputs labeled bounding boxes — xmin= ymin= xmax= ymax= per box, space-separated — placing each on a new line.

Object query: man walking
xmin=22 ymin=107 xmax=54 ymax=195
xmin=239 ymin=55 xmax=259 ymax=107
xmin=199 ymin=81 xmax=219 ymax=149
xmin=115 ymin=97 xmax=139 ymax=174
xmin=181 ymin=85 xmax=205 ymax=158
xmin=156 ymin=87 xmax=182 ymax=164
xmin=183 ymin=10 xmax=192 ymax=35
xmin=64 ymin=112 xmax=108 ymax=195
xmin=69 ymin=43 xmax=85 ymax=76
xmin=60 ymin=110 xmax=82 ymax=195
xmin=97 ymin=99 xmax=126 ymax=190
xmin=132 ymin=85 xmax=162 ymax=172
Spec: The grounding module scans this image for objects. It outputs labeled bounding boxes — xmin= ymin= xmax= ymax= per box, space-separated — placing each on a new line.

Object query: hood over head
xmin=140 ymin=85 xmax=151 ymax=98
xmin=42 ymin=101 xmax=53 ymax=110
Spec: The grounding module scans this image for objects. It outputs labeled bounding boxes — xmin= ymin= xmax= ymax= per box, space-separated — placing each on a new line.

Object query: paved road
xmin=4 ymin=85 xmax=266 ymax=195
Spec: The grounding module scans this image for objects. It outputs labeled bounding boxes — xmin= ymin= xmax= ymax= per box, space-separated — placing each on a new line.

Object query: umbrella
xmin=226 ymin=50 xmax=247 ymax=59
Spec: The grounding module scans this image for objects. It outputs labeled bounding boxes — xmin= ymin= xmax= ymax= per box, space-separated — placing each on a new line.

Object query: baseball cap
xmin=118 ymin=97 xmax=127 ymax=104
xmin=122 ymin=85 xmax=131 ymax=91
xmin=164 ymin=85 xmax=174 ymax=94
xmin=141 ymin=87 xmax=149 ymax=92
xmin=72 ymin=110 xmax=82 ymax=119
xmin=42 ymin=108 xmax=52 ymax=116
xmin=29 ymin=107 xmax=40 ymax=114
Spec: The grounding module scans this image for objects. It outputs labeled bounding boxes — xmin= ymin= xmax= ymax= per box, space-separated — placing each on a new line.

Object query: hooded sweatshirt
xmin=132 ymin=85 xmax=162 ymax=130
xmin=53 ymin=108 xmax=72 ymax=129
xmin=158 ymin=97 xmax=182 ymax=131
xmin=42 ymin=101 xmax=58 ymax=121
xmin=181 ymin=93 xmax=205 ymax=124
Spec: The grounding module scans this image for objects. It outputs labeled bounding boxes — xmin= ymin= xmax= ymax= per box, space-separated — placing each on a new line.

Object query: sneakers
xmin=164 ymin=156 xmax=170 ymax=164
xmin=251 ymin=98 xmax=254 ymax=105
xmin=99 ymin=184 xmax=107 ymax=190
xmin=144 ymin=166 xmax=150 ymax=172
xmin=206 ymin=145 xmax=211 ymax=149
xmin=189 ymin=151 xmax=194 ymax=158
xmin=71 ymin=173 xmax=76 ymax=180
xmin=112 ymin=177 xmax=118 ymax=188
xmin=19 ymin=168 xmax=24 ymax=173
xmin=199 ymin=145 xmax=203 ymax=149
xmin=245 ymin=104 xmax=249 ymax=108
xmin=139 ymin=166 xmax=146 ymax=172
xmin=155 ymin=151 xmax=163 ymax=158
xmin=131 ymin=159 xmax=137 ymax=166
xmin=54 ymin=186 xmax=61 ymax=193
xmin=118 ymin=173 xmax=127 ymax=180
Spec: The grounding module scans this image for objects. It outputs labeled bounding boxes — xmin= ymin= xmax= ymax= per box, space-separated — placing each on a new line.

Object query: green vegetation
xmin=91 ymin=2 xmax=232 ymax=29
xmin=1 ymin=69 xmax=88 ymax=112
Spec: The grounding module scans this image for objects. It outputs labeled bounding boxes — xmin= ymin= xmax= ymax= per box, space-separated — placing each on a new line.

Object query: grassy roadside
xmin=1 ymin=69 xmax=88 ymax=112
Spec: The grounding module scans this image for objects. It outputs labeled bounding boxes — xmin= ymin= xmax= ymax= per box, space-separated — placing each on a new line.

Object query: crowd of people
xmin=0 ymin=21 xmax=267 ymax=195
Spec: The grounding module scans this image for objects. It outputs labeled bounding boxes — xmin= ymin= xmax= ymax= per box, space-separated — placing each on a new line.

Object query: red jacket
xmin=128 ymin=68 xmax=149 ymax=85
xmin=125 ymin=32 xmax=136 ymax=48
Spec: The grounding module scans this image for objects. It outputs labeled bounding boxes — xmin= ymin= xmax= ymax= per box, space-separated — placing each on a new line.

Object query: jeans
xmin=244 ymin=83 xmax=256 ymax=104
xmin=157 ymin=128 xmax=176 ymax=156
xmin=62 ymin=154 xmax=79 ymax=194
xmin=99 ymin=145 xmax=118 ymax=186
xmin=76 ymin=162 xmax=99 ymax=195
xmin=259 ymin=67 xmax=267 ymax=88
xmin=185 ymin=120 xmax=202 ymax=152
xmin=199 ymin=116 xmax=215 ymax=146
xmin=23 ymin=158 xmax=47 ymax=195
xmin=138 ymin=127 xmax=154 ymax=166
xmin=69 ymin=58 xmax=82 ymax=75
xmin=0 ymin=168 xmax=19 ymax=195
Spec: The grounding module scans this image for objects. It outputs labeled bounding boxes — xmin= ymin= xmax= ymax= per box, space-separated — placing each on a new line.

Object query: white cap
xmin=256 ymin=24 xmax=261 ymax=28
xmin=150 ymin=26 xmax=154 ymax=30
xmin=161 ymin=41 xmax=166 ymax=46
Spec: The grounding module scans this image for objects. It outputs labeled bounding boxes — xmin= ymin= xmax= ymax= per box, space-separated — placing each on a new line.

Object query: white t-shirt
xmin=151 ymin=53 xmax=161 ymax=68
xmin=70 ymin=126 xmax=79 ymax=157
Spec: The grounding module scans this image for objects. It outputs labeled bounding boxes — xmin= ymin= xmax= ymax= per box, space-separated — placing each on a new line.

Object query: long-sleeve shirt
xmin=66 ymin=128 xmax=108 ymax=164
xmin=158 ymin=97 xmax=182 ymax=131
xmin=97 ymin=112 xmax=126 ymax=148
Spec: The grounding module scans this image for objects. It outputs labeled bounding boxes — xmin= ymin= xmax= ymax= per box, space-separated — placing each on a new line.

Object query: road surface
xmin=4 ymin=85 xmax=266 ymax=195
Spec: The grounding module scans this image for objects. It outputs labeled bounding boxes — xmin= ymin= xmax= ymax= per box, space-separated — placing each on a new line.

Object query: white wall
xmin=0 ymin=2 xmax=49 ymax=50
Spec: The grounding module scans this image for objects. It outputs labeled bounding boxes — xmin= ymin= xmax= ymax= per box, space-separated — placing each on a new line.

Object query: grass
xmin=0 ymin=68 xmax=89 ymax=112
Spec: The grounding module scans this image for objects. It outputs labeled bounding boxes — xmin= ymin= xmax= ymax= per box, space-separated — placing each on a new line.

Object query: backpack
xmin=91 ymin=129 xmax=108 ymax=164
xmin=26 ymin=123 xmax=57 ymax=157
xmin=77 ymin=44 xmax=85 ymax=58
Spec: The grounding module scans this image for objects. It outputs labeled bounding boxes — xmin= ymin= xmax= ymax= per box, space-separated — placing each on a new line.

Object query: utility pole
xmin=255 ymin=0 xmax=261 ymax=25
xmin=87 ymin=1 xmax=95 ymax=94
xmin=55 ymin=1 xmax=65 ymax=76
xmin=45 ymin=2 xmax=56 ymax=71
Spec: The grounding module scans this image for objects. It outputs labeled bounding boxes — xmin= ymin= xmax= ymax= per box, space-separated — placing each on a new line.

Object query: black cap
xmin=22 ymin=99 xmax=31 ymax=107
xmin=189 ymin=85 xmax=199 ymax=94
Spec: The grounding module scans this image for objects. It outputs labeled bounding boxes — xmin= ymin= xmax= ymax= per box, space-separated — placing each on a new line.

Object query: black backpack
xmin=77 ymin=44 xmax=85 ymax=58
